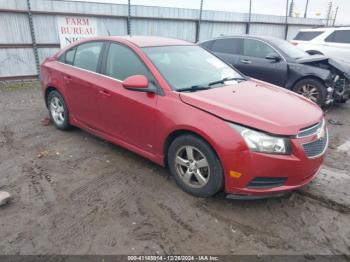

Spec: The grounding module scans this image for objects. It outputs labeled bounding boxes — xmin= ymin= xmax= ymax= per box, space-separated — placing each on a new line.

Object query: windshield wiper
xmin=208 ymin=77 xmax=246 ymax=86
xmin=176 ymin=85 xmax=211 ymax=92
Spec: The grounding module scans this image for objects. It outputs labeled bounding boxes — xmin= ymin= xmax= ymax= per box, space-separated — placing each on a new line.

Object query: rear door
xmin=324 ymin=30 xmax=350 ymax=62
xmin=208 ymin=38 xmax=243 ymax=68
xmin=60 ymin=41 xmax=105 ymax=128
xmin=238 ymin=39 xmax=287 ymax=87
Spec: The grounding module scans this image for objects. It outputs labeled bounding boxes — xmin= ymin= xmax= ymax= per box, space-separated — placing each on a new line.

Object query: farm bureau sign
xmin=57 ymin=16 xmax=98 ymax=47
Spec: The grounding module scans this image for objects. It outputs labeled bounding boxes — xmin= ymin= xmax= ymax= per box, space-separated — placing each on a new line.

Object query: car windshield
xmin=142 ymin=45 xmax=243 ymax=91
xmin=274 ymin=39 xmax=309 ymax=59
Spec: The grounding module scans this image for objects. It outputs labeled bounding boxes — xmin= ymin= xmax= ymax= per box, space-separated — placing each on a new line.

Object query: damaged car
xmin=41 ymin=36 xmax=327 ymax=198
xmin=199 ymin=35 xmax=350 ymax=106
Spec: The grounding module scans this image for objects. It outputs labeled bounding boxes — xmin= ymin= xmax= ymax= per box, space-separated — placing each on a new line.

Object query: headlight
xmin=228 ymin=123 xmax=291 ymax=155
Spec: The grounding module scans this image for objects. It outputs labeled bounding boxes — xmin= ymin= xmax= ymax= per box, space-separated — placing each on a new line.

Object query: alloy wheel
xmin=174 ymin=145 xmax=210 ymax=188
xmin=296 ymin=84 xmax=320 ymax=103
xmin=50 ymin=96 xmax=65 ymax=125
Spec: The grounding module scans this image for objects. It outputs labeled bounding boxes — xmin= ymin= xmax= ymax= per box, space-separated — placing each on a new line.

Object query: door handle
xmin=63 ymin=76 xmax=72 ymax=83
xmin=99 ymin=90 xmax=111 ymax=97
xmin=63 ymin=75 xmax=71 ymax=80
xmin=240 ymin=59 xmax=252 ymax=64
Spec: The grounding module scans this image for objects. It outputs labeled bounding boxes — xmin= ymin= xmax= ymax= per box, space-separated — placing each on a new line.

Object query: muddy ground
xmin=0 ymin=81 xmax=349 ymax=256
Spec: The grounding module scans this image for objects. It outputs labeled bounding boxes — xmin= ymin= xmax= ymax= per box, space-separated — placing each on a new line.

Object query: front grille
xmin=247 ymin=177 xmax=287 ymax=189
xmin=302 ymin=130 xmax=328 ymax=158
xmin=298 ymin=120 xmax=323 ymax=138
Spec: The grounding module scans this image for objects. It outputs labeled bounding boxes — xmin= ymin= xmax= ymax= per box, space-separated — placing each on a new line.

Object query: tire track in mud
xmin=132 ymin=198 xmax=178 ymax=255
xmin=69 ymin=172 xmax=117 ymax=201
xmin=197 ymin=195 xmax=350 ymax=255
xmin=0 ymin=126 xmax=14 ymax=147
xmin=157 ymin=203 xmax=194 ymax=234
xmin=69 ymin=166 xmax=141 ymax=202
xmin=196 ymin=201 xmax=300 ymax=252
xmin=21 ymin=161 xmax=56 ymax=206
xmin=48 ymin=167 xmax=143 ymax=249
xmin=53 ymin=206 xmax=100 ymax=249
xmin=296 ymin=190 xmax=350 ymax=214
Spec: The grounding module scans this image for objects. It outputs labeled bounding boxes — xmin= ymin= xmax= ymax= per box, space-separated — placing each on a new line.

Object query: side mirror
xmin=122 ymin=75 xmax=149 ymax=91
xmin=265 ymin=53 xmax=281 ymax=62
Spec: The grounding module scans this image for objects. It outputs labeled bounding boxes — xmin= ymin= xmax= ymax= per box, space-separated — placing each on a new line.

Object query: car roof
xmin=75 ymin=35 xmax=193 ymax=47
xmin=298 ymin=27 xmax=350 ymax=32
xmin=199 ymin=35 xmax=282 ymax=45
xmin=119 ymin=36 xmax=193 ymax=47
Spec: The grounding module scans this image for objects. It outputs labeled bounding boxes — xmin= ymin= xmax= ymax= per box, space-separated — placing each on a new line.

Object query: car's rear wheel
xmin=168 ymin=135 xmax=223 ymax=197
xmin=47 ymin=90 xmax=71 ymax=130
xmin=292 ymin=78 xmax=327 ymax=106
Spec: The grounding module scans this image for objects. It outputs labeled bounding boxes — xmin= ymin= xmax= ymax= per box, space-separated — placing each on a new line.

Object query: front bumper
xmin=226 ymin=165 xmax=321 ymax=197
xmin=222 ymin=126 xmax=327 ymax=197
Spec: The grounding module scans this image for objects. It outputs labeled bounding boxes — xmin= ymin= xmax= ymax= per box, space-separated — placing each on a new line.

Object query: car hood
xmin=296 ymin=54 xmax=329 ymax=64
xmin=297 ymin=55 xmax=350 ymax=78
xmin=179 ymin=80 xmax=323 ymax=136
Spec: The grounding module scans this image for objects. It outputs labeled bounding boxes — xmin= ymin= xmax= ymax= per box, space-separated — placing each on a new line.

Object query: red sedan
xmin=40 ymin=36 xmax=328 ymax=198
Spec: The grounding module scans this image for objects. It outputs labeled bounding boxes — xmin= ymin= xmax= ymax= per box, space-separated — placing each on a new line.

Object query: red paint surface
xmin=41 ymin=36 xmax=326 ymax=196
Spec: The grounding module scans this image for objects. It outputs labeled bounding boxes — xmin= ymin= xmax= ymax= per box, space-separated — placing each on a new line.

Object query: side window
xmin=57 ymin=47 xmax=76 ymax=64
xmin=325 ymin=30 xmax=350 ymax=44
xmin=211 ymin=38 xmax=242 ymax=55
xmin=58 ymin=54 xmax=65 ymax=63
xmin=73 ymin=42 xmax=104 ymax=72
xmin=200 ymin=40 xmax=214 ymax=50
xmin=293 ymin=31 xmax=324 ymax=41
xmin=105 ymin=43 xmax=153 ymax=81
xmin=243 ymin=39 xmax=277 ymax=58
xmin=65 ymin=47 xmax=76 ymax=65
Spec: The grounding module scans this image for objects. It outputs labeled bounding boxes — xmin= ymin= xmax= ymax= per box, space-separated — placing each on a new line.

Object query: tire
xmin=336 ymin=98 xmax=348 ymax=104
xmin=47 ymin=90 xmax=71 ymax=130
xmin=167 ymin=135 xmax=224 ymax=197
xmin=292 ymin=78 xmax=327 ymax=106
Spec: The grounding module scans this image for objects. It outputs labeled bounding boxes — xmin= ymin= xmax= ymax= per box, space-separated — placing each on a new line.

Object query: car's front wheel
xmin=168 ymin=135 xmax=224 ymax=197
xmin=292 ymin=78 xmax=327 ymax=106
xmin=47 ymin=90 xmax=71 ymax=130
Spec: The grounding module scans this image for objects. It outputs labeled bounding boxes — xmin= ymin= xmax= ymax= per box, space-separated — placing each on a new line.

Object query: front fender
xmin=286 ymin=63 xmax=331 ymax=89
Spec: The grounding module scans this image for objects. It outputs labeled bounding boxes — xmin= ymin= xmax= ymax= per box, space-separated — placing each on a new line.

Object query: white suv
xmin=291 ymin=27 xmax=350 ymax=63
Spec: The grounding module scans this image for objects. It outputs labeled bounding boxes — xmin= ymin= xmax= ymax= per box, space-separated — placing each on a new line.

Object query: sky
xmin=68 ymin=0 xmax=350 ymax=25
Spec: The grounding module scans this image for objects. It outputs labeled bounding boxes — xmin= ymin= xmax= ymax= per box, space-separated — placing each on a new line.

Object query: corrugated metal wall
xmin=0 ymin=13 xmax=32 ymax=44
xmin=0 ymin=0 xmax=324 ymax=79
xmin=199 ymin=22 xmax=247 ymax=41
xmin=131 ymin=19 xmax=196 ymax=42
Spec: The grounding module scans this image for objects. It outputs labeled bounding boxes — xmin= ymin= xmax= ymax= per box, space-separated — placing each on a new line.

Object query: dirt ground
xmin=0 ymin=81 xmax=349 ymax=256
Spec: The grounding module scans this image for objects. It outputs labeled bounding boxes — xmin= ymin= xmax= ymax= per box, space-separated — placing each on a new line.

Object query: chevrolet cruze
xmin=41 ymin=36 xmax=328 ymax=198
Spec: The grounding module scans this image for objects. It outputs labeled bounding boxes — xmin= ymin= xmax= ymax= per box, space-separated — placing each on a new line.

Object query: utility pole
xmin=304 ymin=0 xmax=309 ymax=18
xmin=196 ymin=0 xmax=204 ymax=42
xmin=326 ymin=1 xmax=333 ymax=26
xmin=247 ymin=0 xmax=252 ymax=34
xmin=285 ymin=0 xmax=289 ymax=39
xmin=289 ymin=0 xmax=294 ymax=17
xmin=127 ymin=0 xmax=131 ymax=35
xmin=332 ymin=6 xmax=339 ymax=26
xmin=26 ymin=0 xmax=40 ymax=78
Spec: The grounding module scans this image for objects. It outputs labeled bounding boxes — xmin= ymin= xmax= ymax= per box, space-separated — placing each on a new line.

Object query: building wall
xmin=0 ymin=0 xmax=324 ymax=79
